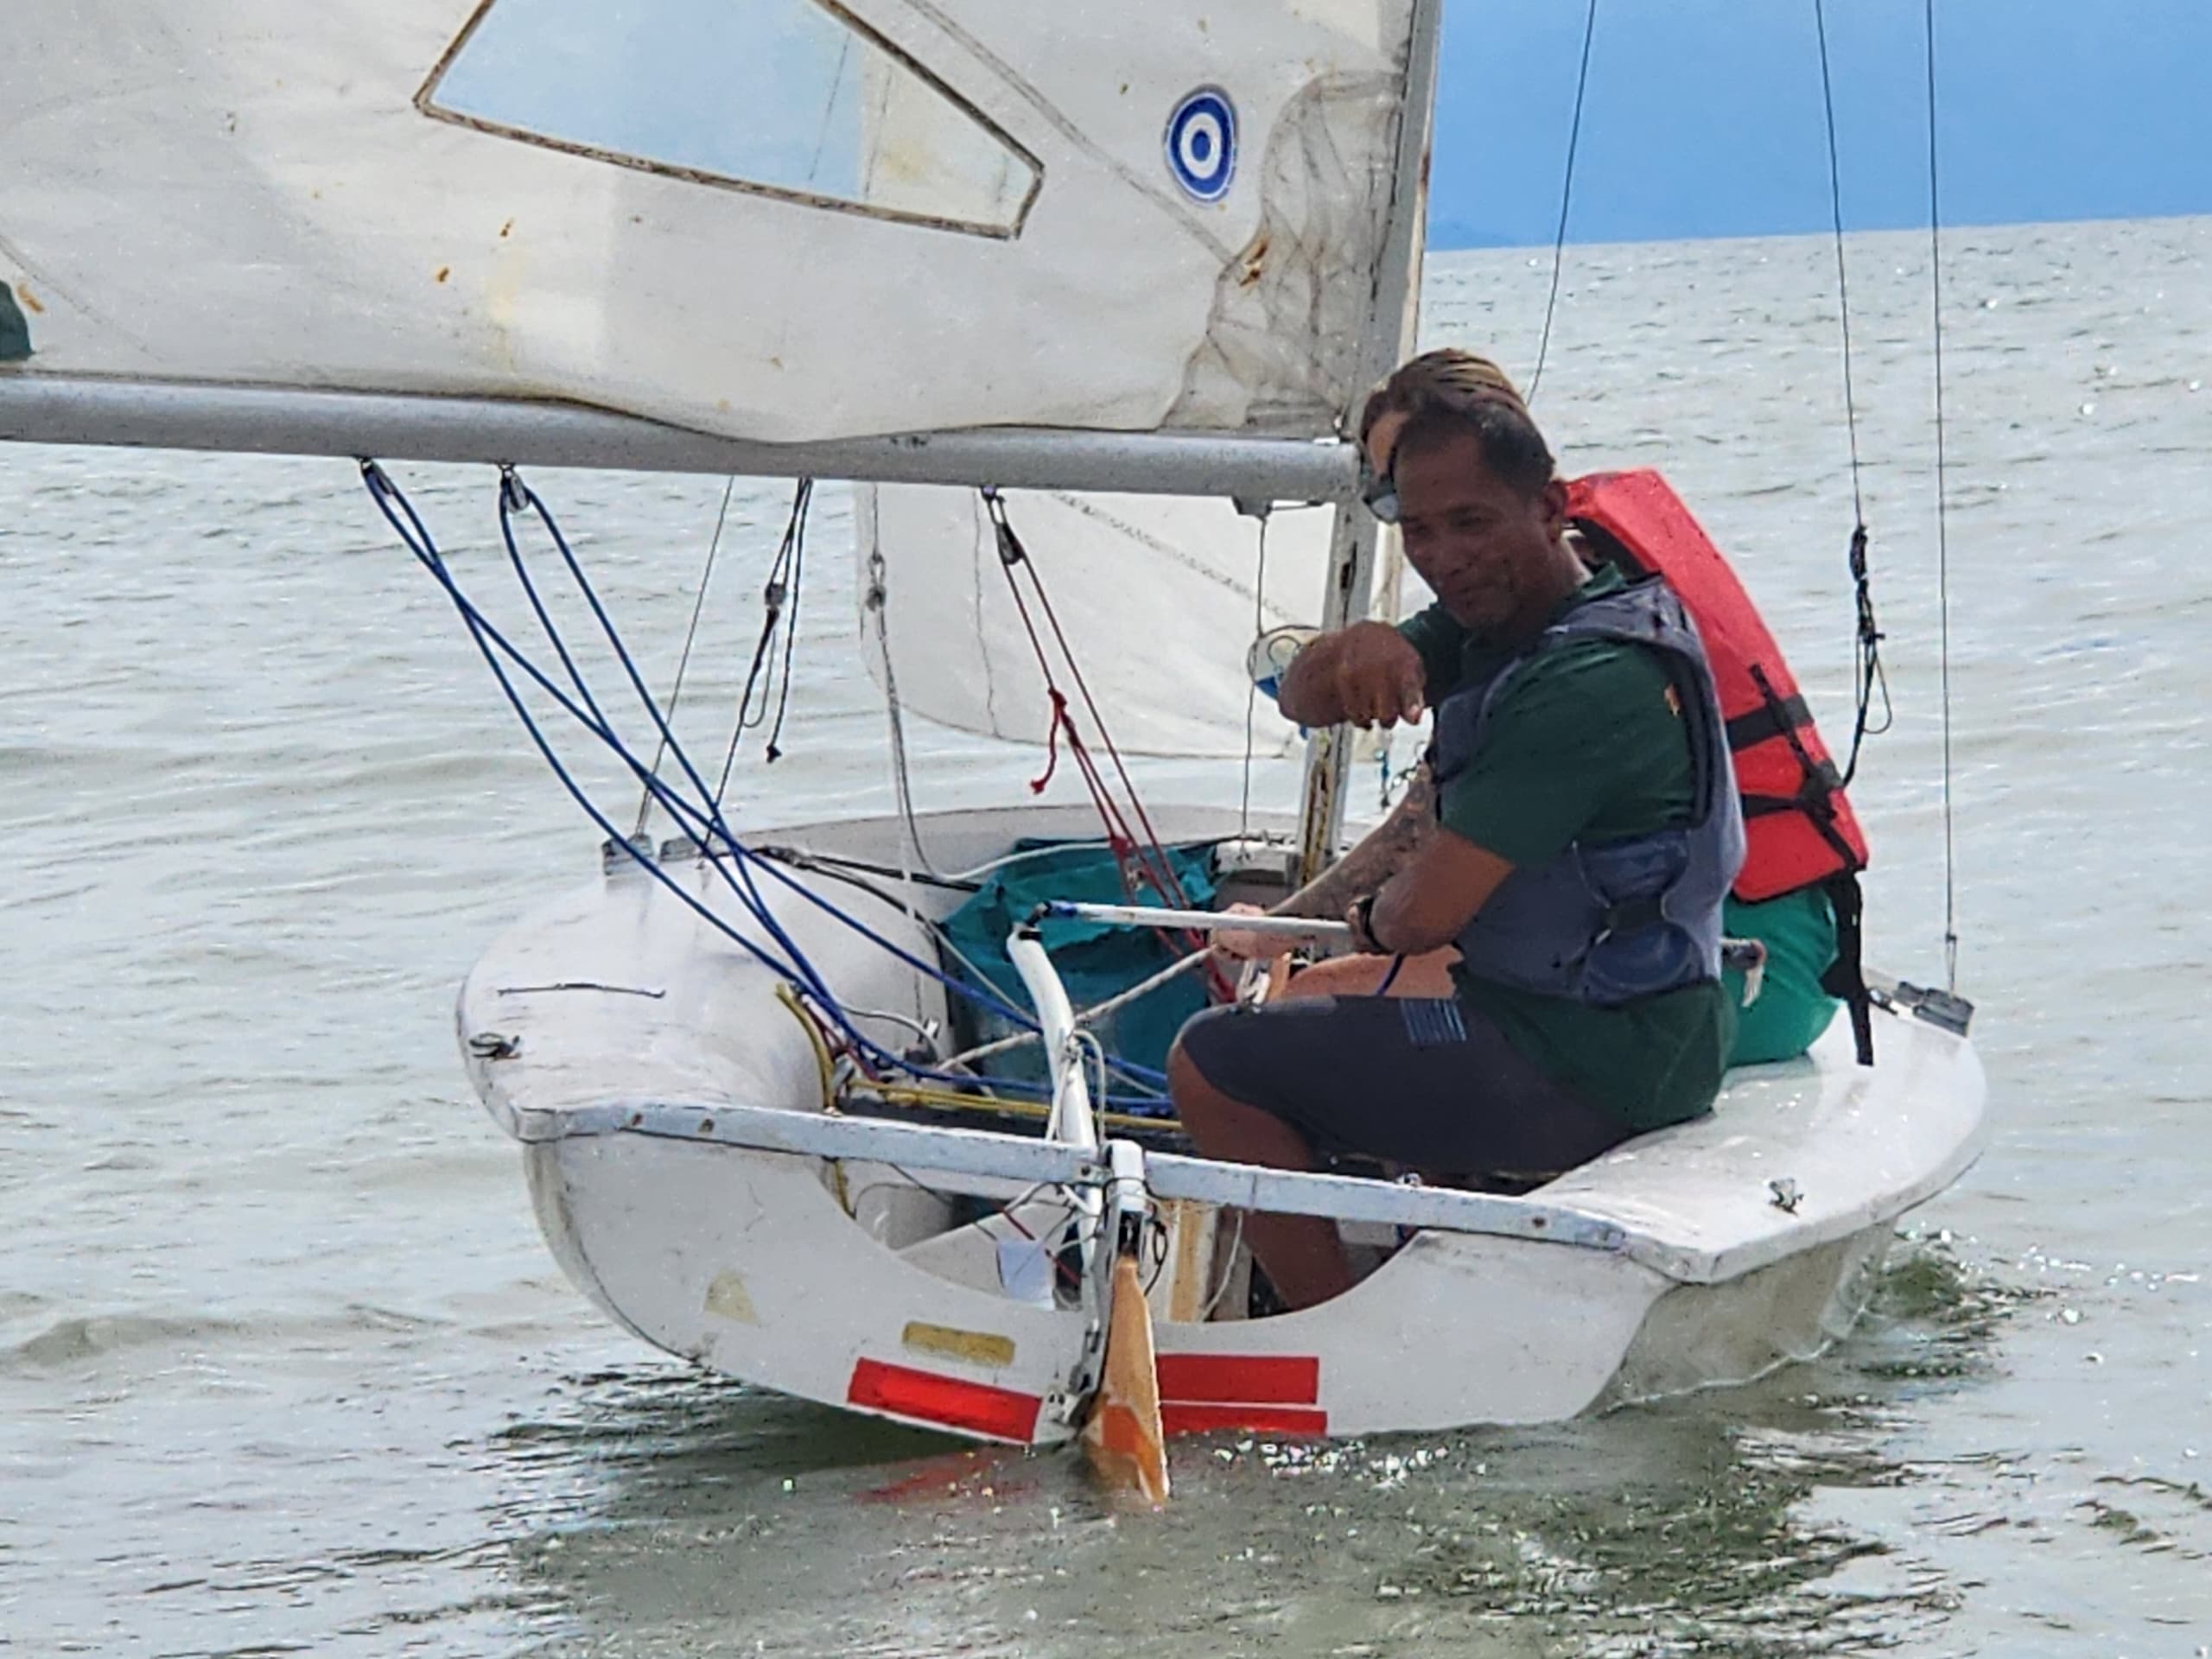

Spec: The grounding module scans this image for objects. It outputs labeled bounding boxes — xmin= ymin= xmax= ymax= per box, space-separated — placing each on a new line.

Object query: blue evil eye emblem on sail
xmin=1165 ymin=88 xmax=1236 ymax=202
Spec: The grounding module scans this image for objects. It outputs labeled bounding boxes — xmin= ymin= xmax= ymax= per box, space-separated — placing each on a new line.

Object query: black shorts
xmin=1175 ymin=995 xmax=1629 ymax=1177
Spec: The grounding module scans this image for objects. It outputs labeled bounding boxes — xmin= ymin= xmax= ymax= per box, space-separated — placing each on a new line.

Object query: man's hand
xmin=1345 ymin=894 xmax=1383 ymax=956
xmin=1209 ymin=901 xmax=1275 ymax=963
xmin=1279 ymin=621 xmax=1427 ymax=729
xmin=1335 ymin=622 xmax=1429 ymax=728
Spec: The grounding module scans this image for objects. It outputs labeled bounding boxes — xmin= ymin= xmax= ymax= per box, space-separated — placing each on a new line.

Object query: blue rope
xmin=367 ymin=465 xmax=817 ymax=993
xmin=496 ymin=476 xmax=983 ymax=1024
xmin=378 ymin=472 xmax=1060 ymax=1100
xmin=495 ymin=468 xmax=614 ymax=737
xmin=500 ymin=474 xmax=734 ymax=858
xmin=365 ymin=463 xmax=1170 ymax=1103
xmin=489 ymin=475 xmax=1049 ymax=1037
xmin=491 ymin=470 xmax=1170 ymax=1096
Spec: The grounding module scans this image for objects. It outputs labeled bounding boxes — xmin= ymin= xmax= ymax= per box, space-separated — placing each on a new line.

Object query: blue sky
xmin=1430 ymin=0 xmax=2212 ymax=247
xmin=444 ymin=0 xmax=2209 ymax=249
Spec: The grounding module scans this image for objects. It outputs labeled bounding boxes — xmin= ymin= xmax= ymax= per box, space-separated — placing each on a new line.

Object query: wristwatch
xmin=1350 ymin=893 xmax=1383 ymax=954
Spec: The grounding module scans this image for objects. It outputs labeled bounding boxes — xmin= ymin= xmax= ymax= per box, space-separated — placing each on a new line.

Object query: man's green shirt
xmin=1398 ymin=567 xmax=1732 ymax=1132
xmin=1723 ymin=885 xmax=1840 ymax=1064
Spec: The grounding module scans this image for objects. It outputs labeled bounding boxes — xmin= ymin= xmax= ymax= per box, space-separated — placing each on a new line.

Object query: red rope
xmin=1024 ymin=559 xmax=1184 ymax=887
xmin=1029 ymin=690 xmax=1065 ymax=794
xmin=1034 ymin=692 xmax=1136 ymax=869
xmin=998 ymin=537 xmax=1180 ymax=904
xmin=988 ymin=494 xmax=1230 ymax=995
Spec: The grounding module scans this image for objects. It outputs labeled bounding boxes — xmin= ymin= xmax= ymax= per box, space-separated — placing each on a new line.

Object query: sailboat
xmin=1 ymin=1 xmax=1984 ymax=1465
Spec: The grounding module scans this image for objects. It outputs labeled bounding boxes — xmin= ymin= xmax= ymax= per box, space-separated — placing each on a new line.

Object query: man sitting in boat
xmin=1168 ymin=370 xmax=1746 ymax=1308
xmin=1229 ymin=350 xmax=1872 ymax=1068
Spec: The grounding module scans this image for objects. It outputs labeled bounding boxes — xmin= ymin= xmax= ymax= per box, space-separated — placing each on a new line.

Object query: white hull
xmin=461 ymin=804 xmax=1986 ymax=1445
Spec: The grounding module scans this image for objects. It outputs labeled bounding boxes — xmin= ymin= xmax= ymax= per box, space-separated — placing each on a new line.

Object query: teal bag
xmin=939 ymin=839 xmax=1218 ymax=1108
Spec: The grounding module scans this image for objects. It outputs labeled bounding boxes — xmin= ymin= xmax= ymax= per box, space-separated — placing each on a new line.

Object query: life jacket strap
xmin=1819 ymin=871 xmax=1876 ymax=1066
xmin=1745 ymin=663 xmax=1869 ymax=876
xmin=1724 ymin=689 xmax=1812 ymax=752
xmin=1740 ymin=761 xmax=1846 ymax=819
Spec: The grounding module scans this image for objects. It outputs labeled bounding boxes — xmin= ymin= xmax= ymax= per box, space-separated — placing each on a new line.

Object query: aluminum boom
xmin=0 ymin=376 xmax=1358 ymax=501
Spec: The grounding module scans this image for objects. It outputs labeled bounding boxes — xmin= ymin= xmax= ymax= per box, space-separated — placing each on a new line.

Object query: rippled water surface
xmin=3 ymin=216 xmax=2209 ymax=1655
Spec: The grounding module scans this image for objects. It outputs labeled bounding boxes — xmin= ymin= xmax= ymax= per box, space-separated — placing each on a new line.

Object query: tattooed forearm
xmin=1270 ymin=766 xmax=1435 ymax=919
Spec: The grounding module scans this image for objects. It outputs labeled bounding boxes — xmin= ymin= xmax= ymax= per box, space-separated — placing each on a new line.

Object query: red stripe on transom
xmin=1155 ymin=1353 xmax=1320 ymax=1406
xmin=847 ymin=1358 xmax=1042 ymax=1442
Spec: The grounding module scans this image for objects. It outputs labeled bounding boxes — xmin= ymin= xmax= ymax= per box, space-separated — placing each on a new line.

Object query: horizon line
xmin=1426 ymin=205 xmax=2212 ymax=255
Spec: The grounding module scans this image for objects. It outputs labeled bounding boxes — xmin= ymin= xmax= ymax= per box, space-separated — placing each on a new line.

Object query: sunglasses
xmin=1357 ymin=454 xmax=1400 ymax=524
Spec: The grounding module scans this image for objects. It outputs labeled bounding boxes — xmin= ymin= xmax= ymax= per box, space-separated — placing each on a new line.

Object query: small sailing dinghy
xmin=460 ymin=791 xmax=1982 ymax=1447
xmin=1 ymin=0 xmax=1985 ymax=1472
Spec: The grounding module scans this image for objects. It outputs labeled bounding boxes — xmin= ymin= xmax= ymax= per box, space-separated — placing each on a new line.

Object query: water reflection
xmin=486 ymin=1243 xmax=2033 ymax=1656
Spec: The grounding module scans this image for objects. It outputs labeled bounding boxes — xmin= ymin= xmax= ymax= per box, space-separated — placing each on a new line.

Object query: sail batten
xmin=2 ymin=0 xmax=1430 ymax=448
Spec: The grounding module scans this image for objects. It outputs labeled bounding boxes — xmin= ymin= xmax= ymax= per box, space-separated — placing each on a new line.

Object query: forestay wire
xmin=862 ymin=509 xmax=943 ymax=880
xmin=1812 ymin=0 xmax=1892 ymax=791
xmin=632 ymin=476 xmax=735 ymax=840
xmin=1923 ymin=0 xmax=1960 ymax=991
xmin=1527 ymin=0 xmax=1599 ymax=404
xmin=362 ymin=461 xmax=1170 ymax=1105
xmin=1814 ymin=0 xmax=1961 ymax=990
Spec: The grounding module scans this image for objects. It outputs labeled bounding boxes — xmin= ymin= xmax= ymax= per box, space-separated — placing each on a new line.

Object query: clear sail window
xmin=420 ymin=0 xmax=1041 ymax=237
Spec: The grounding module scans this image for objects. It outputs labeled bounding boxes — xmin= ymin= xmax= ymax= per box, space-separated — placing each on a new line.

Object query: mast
xmin=1291 ymin=0 xmax=1442 ymax=886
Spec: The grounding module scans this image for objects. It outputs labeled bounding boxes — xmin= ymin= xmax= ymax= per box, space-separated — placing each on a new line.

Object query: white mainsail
xmin=835 ymin=0 xmax=1435 ymax=762
xmin=1 ymin=0 xmax=1423 ymax=450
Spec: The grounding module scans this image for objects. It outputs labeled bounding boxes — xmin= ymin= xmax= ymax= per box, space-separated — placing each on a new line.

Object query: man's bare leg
xmin=1269 ymin=948 xmax=1458 ymax=1002
xmin=1166 ymin=1040 xmax=1355 ymax=1308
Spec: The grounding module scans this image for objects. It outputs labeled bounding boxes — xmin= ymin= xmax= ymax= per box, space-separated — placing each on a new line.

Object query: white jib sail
xmin=1 ymin=0 xmax=1422 ymax=446
xmin=860 ymin=486 xmax=1340 ymax=760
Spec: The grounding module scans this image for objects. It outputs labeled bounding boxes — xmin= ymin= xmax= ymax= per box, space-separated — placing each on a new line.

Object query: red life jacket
xmin=1563 ymin=470 xmax=1871 ymax=905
